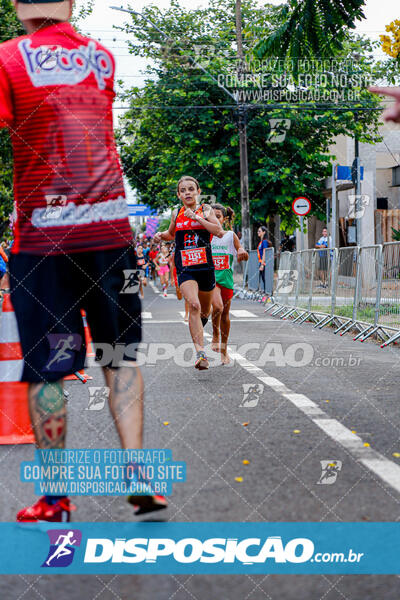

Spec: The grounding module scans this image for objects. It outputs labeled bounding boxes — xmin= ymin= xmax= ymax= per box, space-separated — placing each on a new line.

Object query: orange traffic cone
xmin=0 ymin=293 xmax=35 ymax=444
xmin=81 ymin=309 xmax=95 ymax=358
xmin=63 ymin=309 xmax=94 ymax=382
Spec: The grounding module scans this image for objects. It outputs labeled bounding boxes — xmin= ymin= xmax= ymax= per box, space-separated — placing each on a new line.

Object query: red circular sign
xmin=292 ymin=197 xmax=311 ymax=216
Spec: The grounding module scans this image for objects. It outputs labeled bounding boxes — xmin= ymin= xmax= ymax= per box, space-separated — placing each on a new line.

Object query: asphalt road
xmin=1 ymin=282 xmax=400 ymax=599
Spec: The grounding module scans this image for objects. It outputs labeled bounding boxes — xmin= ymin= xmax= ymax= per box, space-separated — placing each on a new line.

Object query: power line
xmin=113 ymin=104 xmax=384 ymax=111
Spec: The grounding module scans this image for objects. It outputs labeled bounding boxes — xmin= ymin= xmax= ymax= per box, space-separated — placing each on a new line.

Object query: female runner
xmin=155 ymin=243 xmax=171 ymax=297
xmin=136 ymin=244 xmax=149 ymax=299
xmin=211 ymin=205 xmax=248 ymax=364
xmin=154 ymin=176 xmax=224 ymax=369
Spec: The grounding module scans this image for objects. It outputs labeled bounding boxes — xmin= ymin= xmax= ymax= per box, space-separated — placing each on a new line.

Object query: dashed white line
xmin=229 ymin=349 xmax=400 ymax=495
xmin=230 ymin=310 xmax=258 ymax=318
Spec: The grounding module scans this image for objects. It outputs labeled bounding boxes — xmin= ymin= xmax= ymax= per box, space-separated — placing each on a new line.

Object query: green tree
xmin=118 ymin=0 xmax=380 ymax=232
xmin=253 ymin=0 xmax=366 ymax=65
xmin=0 ymin=0 xmax=24 ymax=238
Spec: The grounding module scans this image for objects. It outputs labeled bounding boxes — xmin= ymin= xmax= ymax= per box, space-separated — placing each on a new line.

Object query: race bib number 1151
xmin=181 ymin=247 xmax=207 ymax=267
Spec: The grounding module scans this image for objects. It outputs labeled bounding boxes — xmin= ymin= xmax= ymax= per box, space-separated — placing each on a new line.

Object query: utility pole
xmin=331 ymin=163 xmax=337 ymax=248
xmin=235 ymin=0 xmax=251 ymax=250
xmin=354 ymin=137 xmax=362 ymax=246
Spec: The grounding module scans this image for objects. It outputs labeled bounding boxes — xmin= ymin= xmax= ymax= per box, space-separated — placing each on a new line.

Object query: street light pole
xmin=235 ymin=0 xmax=251 ymax=250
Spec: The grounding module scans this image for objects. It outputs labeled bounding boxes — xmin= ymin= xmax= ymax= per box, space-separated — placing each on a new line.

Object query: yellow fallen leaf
xmin=293 ymin=429 xmax=301 ymax=434
xmin=242 ymin=422 xmax=249 ymax=427
xmin=163 ymin=421 xmax=169 ymax=426
xmin=392 ymin=452 xmax=400 ymax=458
xmin=363 ymin=442 xmax=370 ymax=447
xmin=235 ymin=477 xmax=243 ymax=482
xmin=242 ymin=460 xmax=250 ymax=465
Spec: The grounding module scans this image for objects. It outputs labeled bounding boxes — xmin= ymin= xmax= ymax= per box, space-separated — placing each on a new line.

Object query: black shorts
xmin=177 ymin=269 xmax=215 ymax=292
xmin=9 ymin=247 xmax=142 ymax=383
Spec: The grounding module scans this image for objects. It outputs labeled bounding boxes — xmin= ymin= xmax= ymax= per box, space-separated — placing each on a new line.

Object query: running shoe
xmin=127 ymin=494 xmax=168 ymax=516
xmin=125 ymin=464 xmax=168 ymax=516
xmin=195 ymin=351 xmax=209 ymax=370
xmin=17 ymin=497 xmax=76 ymax=522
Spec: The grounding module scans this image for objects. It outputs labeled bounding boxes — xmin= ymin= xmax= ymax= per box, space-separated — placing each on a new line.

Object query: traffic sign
xmin=292 ymin=197 xmax=311 ymax=217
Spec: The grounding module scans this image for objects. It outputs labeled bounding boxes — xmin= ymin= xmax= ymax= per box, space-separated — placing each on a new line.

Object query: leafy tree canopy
xmin=118 ymin=0 xmax=381 ymax=232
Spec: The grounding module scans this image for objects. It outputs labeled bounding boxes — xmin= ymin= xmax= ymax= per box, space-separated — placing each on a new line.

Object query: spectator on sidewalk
xmin=315 ymin=227 xmax=332 ymax=287
xmin=280 ymin=234 xmax=296 ymax=253
xmin=257 ymin=226 xmax=270 ymax=292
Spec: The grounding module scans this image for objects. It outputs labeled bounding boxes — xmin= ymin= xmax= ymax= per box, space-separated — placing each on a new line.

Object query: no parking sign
xmin=292 ymin=197 xmax=311 ymax=217
xmin=292 ymin=197 xmax=311 ymax=252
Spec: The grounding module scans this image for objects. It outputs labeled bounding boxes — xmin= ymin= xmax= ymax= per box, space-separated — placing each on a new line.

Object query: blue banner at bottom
xmin=1 ymin=522 xmax=399 ymax=574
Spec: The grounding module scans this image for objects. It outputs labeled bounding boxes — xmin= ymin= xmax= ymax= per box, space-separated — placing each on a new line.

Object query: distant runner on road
xmin=154 ymin=176 xmax=224 ymax=369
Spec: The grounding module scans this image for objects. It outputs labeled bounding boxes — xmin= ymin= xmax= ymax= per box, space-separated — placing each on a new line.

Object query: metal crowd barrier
xmin=234 ymin=248 xmax=274 ymax=301
xmin=265 ymin=242 xmax=400 ymax=347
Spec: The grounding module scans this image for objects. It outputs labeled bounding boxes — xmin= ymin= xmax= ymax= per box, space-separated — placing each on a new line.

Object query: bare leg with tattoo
xmin=103 ymin=365 xmax=143 ymax=449
xmin=103 ymin=363 xmax=167 ymax=515
xmin=16 ymin=381 xmax=75 ymax=522
xmin=28 ymin=381 xmax=66 ymax=449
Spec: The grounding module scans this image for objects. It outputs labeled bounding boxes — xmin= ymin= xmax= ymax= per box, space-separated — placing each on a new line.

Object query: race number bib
xmin=181 ymin=247 xmax=207 ymax=267
xmin=213 ymin=255 xmax=230 ymax=270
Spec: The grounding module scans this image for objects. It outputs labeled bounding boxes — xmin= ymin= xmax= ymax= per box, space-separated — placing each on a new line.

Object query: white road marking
xmin=231 ymin=310 xmax=257 ymax=318
xmin=149 ymin=281 xmax=160 ymax=294
xmin=144 ymin=320 xmax=185 ymax=324
xmin=144 ymin=317 xmax=275 ymax=324
xmin=144 ymin=305 xmax=400 ymax=493
xmin=230 ymin=350 xmax=400 ymax=495
xmin=141 ymin=312 xmax=152 ymax=319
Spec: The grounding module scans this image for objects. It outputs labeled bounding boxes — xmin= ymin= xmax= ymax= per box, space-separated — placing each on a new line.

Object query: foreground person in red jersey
xmin=0 ymin=0 xmax=167 ymax=521
xmin=154 ymin=176 xmax=224 ymax=369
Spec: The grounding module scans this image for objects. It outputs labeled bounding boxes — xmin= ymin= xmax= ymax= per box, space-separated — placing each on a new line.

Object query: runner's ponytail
xmin=211 ymin=204 xmax=235 ymax=230
xmin=225 ymin=206 xmax=234 ymax=230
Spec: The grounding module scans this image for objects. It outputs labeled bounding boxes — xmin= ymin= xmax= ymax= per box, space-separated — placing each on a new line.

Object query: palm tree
xmin=255 ymin=0 xmax=366 ymax=61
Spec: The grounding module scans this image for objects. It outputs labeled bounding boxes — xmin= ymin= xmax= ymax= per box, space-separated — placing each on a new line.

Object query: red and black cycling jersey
xmin=174 ymin=205 xmax=214 ymax=273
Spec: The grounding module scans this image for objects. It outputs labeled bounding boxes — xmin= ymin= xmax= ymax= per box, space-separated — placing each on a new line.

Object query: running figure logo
xmin=347 ymin=194 xmax=370 ymax=219
xmin=268 ymin=118 xmax=291 ymax=143
xmin=43 ymin=194 xmax=67 ymax=220
xmin=87 ymin=387 xmax=110 ymax=411
xmin=120 ymin=269 xmax=140 ymax=294
xmin=317 ymin=460 xmax=342 ymax=485
xmin=42 ymin=529 xmax=82 ymax=568
xmin=44 ymin=334 xmax=82 ymax=372
xmin=240 ymin=384 xmax=264 ymax=408
xmin=276 ymin=270 xmax=298 ymax=295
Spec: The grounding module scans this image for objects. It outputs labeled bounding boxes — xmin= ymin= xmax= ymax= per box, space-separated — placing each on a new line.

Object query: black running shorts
xmin=177 ymin=269 xmax=215 ymax=292
xmin=9 ymin=247 xmax=142 ymax=383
